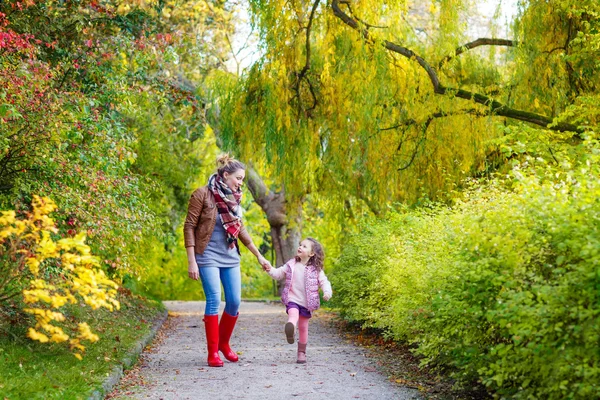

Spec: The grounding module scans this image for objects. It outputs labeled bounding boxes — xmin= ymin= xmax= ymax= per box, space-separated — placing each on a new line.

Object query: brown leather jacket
xmin=184 ymin=185 xmax=252 ymax=254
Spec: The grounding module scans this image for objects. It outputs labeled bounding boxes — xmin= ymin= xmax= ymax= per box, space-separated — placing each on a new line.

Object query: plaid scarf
xmin=208 ymin=173 xmax=242 ymax=250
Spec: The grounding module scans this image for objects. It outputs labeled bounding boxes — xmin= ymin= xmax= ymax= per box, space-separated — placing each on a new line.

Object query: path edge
xmin=87 ymin=307 xmax=169 ymax=400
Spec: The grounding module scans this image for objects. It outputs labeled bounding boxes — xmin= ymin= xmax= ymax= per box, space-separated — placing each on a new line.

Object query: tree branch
xmin=292 ymin=0 xmax=321 ymax=116
xmin=330 ymin=0 xmax=582 ymax=135
xmin=298 ymin=0 xmax=321 ymax=81
xmin=389 ymin=110 xmax=483 ymax=170
xmin=341 ymin=1 xmax=388 ymax=29
xmin=381 ymin=109 xmax=484 ymax=132
xmin=397 ymin=126 xmax=427 ymax=171
xmin=439 ymin=38 xmax=516 ymax=68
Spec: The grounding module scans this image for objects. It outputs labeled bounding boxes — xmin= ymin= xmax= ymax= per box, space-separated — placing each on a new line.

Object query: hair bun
xmin=216 ymin=153 xmax=233 ymax=167
xmin=215 ymin=154 xmax=246 ymax=178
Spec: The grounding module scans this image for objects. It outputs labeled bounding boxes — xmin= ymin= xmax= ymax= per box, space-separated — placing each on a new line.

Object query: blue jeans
xmin=198 ymin=266 xmax=241 ymax=316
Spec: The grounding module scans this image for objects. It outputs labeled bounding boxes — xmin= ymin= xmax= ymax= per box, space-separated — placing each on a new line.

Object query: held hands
xmin=257 ymin=255 xmax=272 ymax=272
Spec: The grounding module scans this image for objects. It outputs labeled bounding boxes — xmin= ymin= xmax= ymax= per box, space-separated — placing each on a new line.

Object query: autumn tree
xmin=213 ymin=0 xmax=599 ymax=267
xmin=0 ymin=0 xmax=241 ymax=299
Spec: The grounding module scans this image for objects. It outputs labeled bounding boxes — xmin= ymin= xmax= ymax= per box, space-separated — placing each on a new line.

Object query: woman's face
xmin=222 ymin=169 xmax=245 ymax=192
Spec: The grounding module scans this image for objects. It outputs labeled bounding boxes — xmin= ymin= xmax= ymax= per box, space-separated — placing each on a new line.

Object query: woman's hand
xmin=188 ymin=264 xmax=199 ymax=280
xmin=257 ymin=255 xmax=272 ymax=271
xmin=186 ymin=248 xmax=199 ymax=280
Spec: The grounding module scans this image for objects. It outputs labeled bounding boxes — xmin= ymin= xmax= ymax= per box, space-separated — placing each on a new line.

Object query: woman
xmin=184 ymin=154 xmax=271 ymax=367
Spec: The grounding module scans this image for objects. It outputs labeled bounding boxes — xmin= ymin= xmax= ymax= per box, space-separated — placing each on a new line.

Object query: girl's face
xmin=222 ymin=169 xmax=245 ymax=192
xmin=297 ymin=240 xmax=315 ymax=260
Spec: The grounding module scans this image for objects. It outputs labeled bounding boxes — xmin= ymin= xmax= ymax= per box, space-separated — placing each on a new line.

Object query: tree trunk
xmin=245 ymin=168 xmax=301 ymax=294
xmin=207 ymin=105 xmax=300 ymax=294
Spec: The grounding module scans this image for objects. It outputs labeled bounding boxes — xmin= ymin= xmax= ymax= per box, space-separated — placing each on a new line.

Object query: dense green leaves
xmin=331 ymin=145 xmax=600 ymax=398
xmin=0 ymin=0 xmax=249 ymax=301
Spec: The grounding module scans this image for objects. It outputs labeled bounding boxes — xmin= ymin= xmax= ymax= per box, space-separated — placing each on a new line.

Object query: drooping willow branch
xmin=292 ymin=0 xmax=321 ymax=114
xmin=299 ymin=0 xmax=321 ymax=81
xmin=330 ymin=0 xmax=582 ymax=134
xmin=380 ymin=108 xmax=485 ymax=132
xmin=389 ymin=109 xmax=485 ymax=170
xmin=340 ymin=0 xmax=388 ymax=29
xmin=439 ymin=38 xmax=516 ymax=68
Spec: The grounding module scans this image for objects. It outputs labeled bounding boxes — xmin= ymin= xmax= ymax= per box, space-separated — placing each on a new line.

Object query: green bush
xmin=331 ymin=157 xmax=600 ymax=399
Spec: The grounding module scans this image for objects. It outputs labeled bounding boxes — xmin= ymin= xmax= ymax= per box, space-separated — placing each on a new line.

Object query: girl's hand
xmin=257 ymin=255 xmax=272 ymax=271
xmin=188 ymin=264 xmax=199 ymax=280
xmin=323 ymin=294 xmax=331 ymax=301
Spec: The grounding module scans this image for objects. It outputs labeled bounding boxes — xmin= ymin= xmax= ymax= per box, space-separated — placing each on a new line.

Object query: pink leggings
xmin=287 ymin=308 xmax=309 ymax=343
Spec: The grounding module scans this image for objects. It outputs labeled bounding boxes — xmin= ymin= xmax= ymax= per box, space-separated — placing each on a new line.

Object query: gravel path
xmin=111 ymin=301 xmax=421 ymax=400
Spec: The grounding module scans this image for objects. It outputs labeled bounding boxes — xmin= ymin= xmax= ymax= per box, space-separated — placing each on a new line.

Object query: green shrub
xmin=332 ymin=218 xmax=401 ymax=328
xmin=331 ymin=157 xmax=600 ymax=399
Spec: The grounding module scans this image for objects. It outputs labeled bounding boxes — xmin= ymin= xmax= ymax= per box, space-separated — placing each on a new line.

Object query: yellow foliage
xmin=27 ymin=328 xmax=49 ymax=343
xmin=114 ymin=0 xmax=159 ymax=15
xmin=26 ymin=257 xmax=41 ymax=275
xmin=77 ymin=322 xmax=100 ymax=343
xmin=0 ymin=196 xmax=120 ymax=357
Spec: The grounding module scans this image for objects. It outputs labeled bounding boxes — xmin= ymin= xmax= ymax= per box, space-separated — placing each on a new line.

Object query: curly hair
xmin=297 ymin=237 xmax=324 ymax=271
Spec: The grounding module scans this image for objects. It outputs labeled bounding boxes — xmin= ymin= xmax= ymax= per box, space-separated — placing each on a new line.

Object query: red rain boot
xmin=219 ymin=312 xmax=239 ymax=362
xmin=203 ymin=315 xmax=223 ymax=367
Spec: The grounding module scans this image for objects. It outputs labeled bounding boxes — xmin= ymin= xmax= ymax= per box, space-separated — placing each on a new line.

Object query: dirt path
xmin=110 ymin=301 xmax=421 ymax=400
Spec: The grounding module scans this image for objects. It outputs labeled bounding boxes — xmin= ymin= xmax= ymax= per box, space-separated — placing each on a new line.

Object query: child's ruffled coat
xmin=268 ymin=258 xmax=332 ymax=311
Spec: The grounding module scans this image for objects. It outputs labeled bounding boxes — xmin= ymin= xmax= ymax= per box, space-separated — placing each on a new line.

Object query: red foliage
xmin=0 ymin=14 xmax=36 ymax=54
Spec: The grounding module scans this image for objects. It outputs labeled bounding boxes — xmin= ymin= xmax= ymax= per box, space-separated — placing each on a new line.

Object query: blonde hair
xmin=216 ymin=153 xmax=245 ymax=178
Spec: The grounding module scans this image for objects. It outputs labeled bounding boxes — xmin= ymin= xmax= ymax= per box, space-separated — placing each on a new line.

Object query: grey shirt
xmin=194 ymin=217 xmax=241 ymax=268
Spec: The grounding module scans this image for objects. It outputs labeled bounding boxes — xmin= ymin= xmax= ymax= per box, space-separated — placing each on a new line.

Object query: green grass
xmin=0 ymin=290 xmax=164 ymax=400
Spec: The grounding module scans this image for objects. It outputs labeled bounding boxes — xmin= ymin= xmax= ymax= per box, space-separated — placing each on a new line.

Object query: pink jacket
xmin=268 ymin=258 xmax=332 ymax=311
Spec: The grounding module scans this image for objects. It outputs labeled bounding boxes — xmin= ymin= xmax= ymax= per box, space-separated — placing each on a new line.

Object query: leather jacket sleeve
xmin=183 ymin=188 xmax=205 ymax=248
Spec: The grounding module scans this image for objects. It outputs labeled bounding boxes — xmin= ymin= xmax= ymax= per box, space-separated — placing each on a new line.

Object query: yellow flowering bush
xmin=0 ymin=196 xmax=120 ymax=359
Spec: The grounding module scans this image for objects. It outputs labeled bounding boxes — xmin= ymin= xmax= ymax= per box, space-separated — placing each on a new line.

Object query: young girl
xmin=264 ymin=237 xmax=332 ymax=364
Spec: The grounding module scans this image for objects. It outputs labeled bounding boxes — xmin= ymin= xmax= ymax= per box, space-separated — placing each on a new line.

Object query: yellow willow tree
xmin=213 ymin=0 xmax=599 ymax=267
